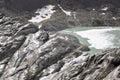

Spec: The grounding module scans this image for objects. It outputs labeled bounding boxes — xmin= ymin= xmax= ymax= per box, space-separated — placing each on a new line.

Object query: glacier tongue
xmin=75 ymin=28 xmax=120 ymax=49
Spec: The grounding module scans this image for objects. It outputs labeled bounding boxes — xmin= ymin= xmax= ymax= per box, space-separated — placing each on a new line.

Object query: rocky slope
xmin=4 ymin=0 xmax=120 ymax=11
xmin=1 ymin=0 xmax=120 ymax=31
xmin=0 ymin=1 xmax=120 ymax=80
xmin=33 ymin=4 xmax=120 ymax=31
xmin=0 ymin=10 xmax=120 ymax=80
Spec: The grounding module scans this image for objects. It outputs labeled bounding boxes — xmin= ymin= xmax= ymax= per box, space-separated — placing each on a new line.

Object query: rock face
xmin=41 ymin=7 xmax=120 ymax=31
xmin=5 ymin=0 xmax=50 ymax=11
xmin=0 ymin=11 xmax=120 ymax=80
xmin=0 ymin=0 xmax=120 ymax=79
xmin=1 ymin=0 xmax=120 ymax=31
xmin=5 ymin=0 xmax=120 ymax=11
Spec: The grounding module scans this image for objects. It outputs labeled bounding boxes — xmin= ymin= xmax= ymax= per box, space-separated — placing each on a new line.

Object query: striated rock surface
xmin=0 ymin=11 xmax=120 ymax=80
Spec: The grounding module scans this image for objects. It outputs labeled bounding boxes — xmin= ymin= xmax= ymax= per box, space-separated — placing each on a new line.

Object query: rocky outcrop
xmin=4 ymin=0 xmax=120 ymax=11
xmin=41 ymin=7 xmax=120 ymax=31
xmin=0 ymin=11 xmax=120 ymax=80
xmin=1 ymin=0 xmax=119 ymax=31
xmin=0 ymin=33 xmax=81 ymax=80
xmin=0 ymin=14 xmax=82 ymax=79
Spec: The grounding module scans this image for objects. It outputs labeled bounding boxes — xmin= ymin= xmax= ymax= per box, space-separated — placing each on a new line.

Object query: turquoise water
xmin=59 ymin=27 xmax=120 ymax=54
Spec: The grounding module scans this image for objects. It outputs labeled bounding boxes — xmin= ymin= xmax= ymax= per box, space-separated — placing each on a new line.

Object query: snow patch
xmin=101 ymin=7 xmax=108 ymax=11
xmin=29 ymin=5 xmax=55 ymax=23
xmin=92 ymin=8 xmax=95 ymax=11
xmin=38 ymin=24 xmax=42 ymax=29
xmin=0 ymin=64 xmax=4 ymax=72
xmin=58 ymin=4 xmax=72 ymax=16
xmin=112 ymin=17 xmax=117 ymax=20
xmin=75 ymin=28 xmax=119 ymax=49
xmin=101 ymin=13 xmax=106 ymax=15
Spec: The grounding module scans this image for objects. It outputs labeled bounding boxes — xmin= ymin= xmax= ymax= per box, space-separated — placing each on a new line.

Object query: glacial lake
xmin=59 ymin=27 xmax=120 ymax=54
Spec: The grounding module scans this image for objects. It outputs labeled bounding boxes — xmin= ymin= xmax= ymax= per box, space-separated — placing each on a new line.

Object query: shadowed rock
xmin=11 ymin=23 xmax=39 ymax=39
xmin=5 ymin=0 xmax=120 ymax=11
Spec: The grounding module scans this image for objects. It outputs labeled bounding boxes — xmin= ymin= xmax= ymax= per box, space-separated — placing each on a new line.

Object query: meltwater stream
xmin=59 ymin=27 xmax=120 ymax=54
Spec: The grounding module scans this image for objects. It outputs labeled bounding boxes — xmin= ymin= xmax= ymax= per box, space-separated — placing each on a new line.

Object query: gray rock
xmin=5 ymin=0 xmax=120 ymax=11
xmin=12 ymin=23 xmax=39 ymax=37
xmin=37 ymin=31 xmax=49 ymax=42
xmin=0 ymin=3 xmax=120 ymax=80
